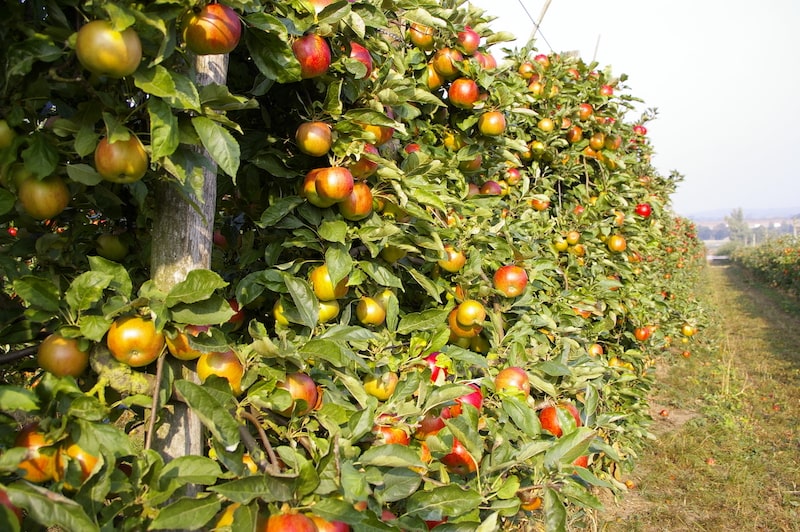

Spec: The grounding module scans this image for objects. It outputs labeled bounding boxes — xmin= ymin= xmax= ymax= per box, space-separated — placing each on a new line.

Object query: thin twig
xmin=242 ymin=408 xmax=281 ymax=471
xmin=144 ymin=349 xmax=167 ymax=451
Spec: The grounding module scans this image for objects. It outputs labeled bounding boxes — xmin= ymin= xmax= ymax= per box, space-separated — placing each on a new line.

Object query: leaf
xmin=21 ymin=132 xmax=59 ymax=178
xmin=65 ymin=163 xmax=103 ymax=186
xmin=406 ymin=484 xmax=482 ymax=519
xmin=12 ymin=276 xmax=61 ymax=312
xmin=319 ymin=220 xmax=348 ymax=243
xmin=544 ymin=487 xmax=567 ymax=532
xmin=374 ymin=467 xmax=422 ymax=503
xmin=502 ymin=395 xmax=541 ymax=437
xmin=165 ymin=270 xmax=228 ymax=307
xmin=148 ymin=97 xmax=180 ymax=159
xmin=543 ymin=427 xmax=595 ymax=469
xmin=397 ymin=308 xmax=448 ymax=335
xmin=358 ymin=261 xmax=403 ymax=289
xmin=243 ymin=14 xmax=300 ymax=83
xmin=149 ymin=495 xmax=220 ymax=531
xmin=158 ymin=456 xmax=223 ymax=492
xmin=66 ymin=271 xmax=114 ymax=312
xmin=134 ymin=67 xmax=200 ymax=111
xmin=209 ymin=475 xmax=296 ymax=504
xmin=88 ymin=256 xmax=133 ymax=298
xmin=256 ymin=196 xmax=304 ymax=228
xmin=175 ymin=380 xmax=240 ymax=450
xmin=169 ymin=295 xmax=236 ymax=326
xmin=359 ymin=444 xmax=424 ymax=468
xmin=284 ymin=275 xmax=318 ymax=328
xmin=0 ymin=386 xmax=38 ymax=411
xmin=192 ymin=116 xmax=240 ymax=178
xmin=7 ymin=482 xmax=98 ymax=532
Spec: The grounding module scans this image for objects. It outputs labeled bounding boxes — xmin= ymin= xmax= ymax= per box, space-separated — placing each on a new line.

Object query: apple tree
xmin=0 ymin=1 xmax=706 ymax=531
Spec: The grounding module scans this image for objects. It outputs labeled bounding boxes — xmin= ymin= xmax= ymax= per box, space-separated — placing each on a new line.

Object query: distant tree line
xmin=696 ymin=208 xmax=799 ymax=242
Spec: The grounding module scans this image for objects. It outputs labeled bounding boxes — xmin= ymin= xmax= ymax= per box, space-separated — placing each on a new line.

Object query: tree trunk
xmin=150 ymin=54 xmax=229 ymax=469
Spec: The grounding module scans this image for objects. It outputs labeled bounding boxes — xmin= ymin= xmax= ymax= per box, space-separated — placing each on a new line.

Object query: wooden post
xmin=150 ymin=53 xmax=228 ymax=468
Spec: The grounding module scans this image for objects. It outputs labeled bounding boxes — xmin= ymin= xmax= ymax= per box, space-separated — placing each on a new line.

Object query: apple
xmin=533 ymin=53 xmax=550 ymax=68
xmin=408 ymin=23 xmax=435 ymax=50
xmin=589 ymin=132 xmax=606 ymax=151
xmin=197 ymin=350 xmax=244 ymax=396
xmin=295 ymin=121 xmax=332 ymax=157
xmin=309 ymin=514 xmax=350 ymax=532
xmin=634 ymin=326 xmax=652 ymax=342
xmin=457 ymin=26 xmax=480 ymax=54
xmin=14 ymin=423 xmax=56 ymax=483
xmin=355 ymin=295 xmax=385 ymax=326
xmin=364 ymin=371 xmax=398 ymax=400
xmin=95 ymin=134 xmax=149 ymax=183
xmin=529 ymin=196 xmax=550 ymax=211
xmin=165 ymin=324 xmax=211 ymax=361
xmin=348 ymin=143 xmax=379 ymax=178
xmin=0 ymin=119 xmax=16 ymax=149
xmin=448 ymin=309 xmax=481 ymax=339
xmin=96 ymin=233 xmax=129 ymax=261
xmin=633 ymin=124 xmax=648 ymax=136
xmin=318 ymin=299 xmax=340 ymax=324
xmin=448 ymin=383 xmax=483 ymax=416
xmin=459 ymin=154 xmax=482 ymax=173
xmin=479 ymin=180 xmax=502 ymax=195
xmin=437 ymin=245 xmax=466 ymax=273
xmin=537 ymin=117 xmax=555 ymax=132
xmin=578 ymin=103 xmax=593 ymax=121
xmin=505 ymin=167 xmax=521 ymax=184
xmin=265 ymin=511 xmax=318 ymax=531
xmin=607 ymin=234 xmax=627 ymax=252
xmin=349 ymin=41 xmax=373 ymax=78
xmin=477 ymin=111 xmax=506 ymax=136
xmin=422 ymin=352 xmax=449 ymax=383
xmin=441 ymin=438 xmax=476 ymax=475
xmin=447 ymin=77 xmax=479 ymax=109
xmin=75 ymin=20 xmax=142 ymax=78
xmin=473 ymin=51 xmax=496 ymax=69
xmin=182 ymin=4 xmax=241 ymax=55
xmin=635 ymin=203 xmax=652 ymax=217
xmin=587 ymin=343 xmax=604 ymax=357
xmin=314 ymin=166 xmax=354 ymax=203
xmin=0 ymin=488 xmax=22 ymax=525
xmin=456 ymin=299 xmax=485 ymax=328
xmin=599 ymin=84 xmax=614 ymax=96
xmin=309 ymin=263 xmax=348 ymax=301
xmin=565 ymin=125 xmax=583 ymax=144
xmin=301 ymin=168 xmax=337 ymax=208
xmin=338 ymin=182 xmax=373 ymax=221
xmin=495 ymin=366 xmax=530 ymax=397
xmin=373 ymin=424 xmax=410 ymax=446
xmin=518 ymin=61 xmax=535 ymax=79
xmin=432 ymin=47 xmax=463 ymax=79
xmin=17 ymin=174 xmax=70 ymax=220
xmin=404 ymin=143 xmax=421 ymax=154
xmin=293 ymin=33 xmax=331 ymax=79
xmin=276 ymin=372 xmax=319 ymax=417
xmin=493 ymin=265 xmax=528 ymax=297
xmin=539 ymin=403 xmax=582 ymax=437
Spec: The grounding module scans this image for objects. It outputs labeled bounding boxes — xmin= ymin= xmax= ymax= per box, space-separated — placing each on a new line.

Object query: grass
xmin=598 ymin=264 xmax=800 ymax=531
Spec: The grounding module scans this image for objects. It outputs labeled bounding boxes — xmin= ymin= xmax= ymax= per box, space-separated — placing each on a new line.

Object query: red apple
xmin=539 ymin=402 xmax=582 ymax=437
xmin=349 ymin=41 xmax=373 ymax=78
xmin=495 ymin=367 xmax=530 ymax=397
xmin=349 ymin=143 xmax=379 ymax=178
xmin=338 ymin=182 xmax=373 ymax=221
xmin=182 ymin=4 xmax=241 ymax=55
xmin=457 ymin=26 xmax=480 ymax=54
xmin=276 ymin=372 xmax=319 ymax=417
xmin=493 ymin=265 xmax=528 ymax=298
xmin=441 ymin=438 xmax=477 ymax=475
xmin=635 ymin=203 xmax=652 ymax=217
xmin=293 ymin=34 xmax=331 ymax=79
xmin=447 ymin=77 xmax=479 ymax=109
xmin=315 ymin=166 xmax=354 ymax=203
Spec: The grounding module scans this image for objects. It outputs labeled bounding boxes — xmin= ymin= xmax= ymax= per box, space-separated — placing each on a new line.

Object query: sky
xmin=467 ymin=0 xmax=800 ymax=218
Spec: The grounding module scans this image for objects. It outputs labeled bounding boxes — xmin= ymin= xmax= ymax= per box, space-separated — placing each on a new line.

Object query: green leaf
xmin=65 ymin=163 xmax=103 ymax=186
xmin=406 ymin=484 xmax=482 ymax=519
xmin=502 ymin=395 xmax=541 ymax=437
xmin=359 ymin=444 xmax=424 ymax=468
xmin=88 ymin=256 xmax=133 ymax=298
xmin=169 ymin=294 xmax=236 ymax=326
xmin=209 ymin=475 xmax=296 ymax=504
xmin=543 ymin=427 xmax=595 ymax=469
xmin=319 ymin=220 xmax=348 ymax=243
xmin=21 ymin=132 xmax=59 ymax=178
xmin=374 ymin=467 xmax=422 ymax=503
xmin=256 ymin=196 xmax=304 ymax=228
xmin=284 ymin=275 xmax=318 ymax=328
xmin=165 ymin=270 xmax=228 ymax=307
xmin=12 ymin=276 xmax=61 ymax=312
xmin=0 ymin=386 xmax=38 ymax=411
xmin=175 ymin=380 xmax=240 ymax=450
xmin=397 ymin=308 xmax=448 ymax=335
xmin=192 ymin=116 xmax=240 ymax=178
xmin=544 ymin=487 xmax=567 ymax=532
xmin=148 ymin=98 xmax=180 ymax=159
xmin=243 ymin=16 xmax=300 ymax=83
xmin=134 ymin=67 xmax=200 ymax=111
xmin=358 ymin=261 xmax=403 ymax=289
xmin=149 ymin=495 xmax=220 ymax=531
xmin=0 ymin=188 xmax=14 ymax=215
xmin=7 ymin=482 xmax=98 ymax=532
xmin=66 ymin=271 xmax=114 ymax=312
xmin=158 ymin=456 xmax=223 ymax=491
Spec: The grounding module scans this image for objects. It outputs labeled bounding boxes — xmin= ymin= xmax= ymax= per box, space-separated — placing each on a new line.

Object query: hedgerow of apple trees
xmin=732 ymin=236 xmax=800 ymax=296
xmin=0 ymin=0 xmax=706 ymax=530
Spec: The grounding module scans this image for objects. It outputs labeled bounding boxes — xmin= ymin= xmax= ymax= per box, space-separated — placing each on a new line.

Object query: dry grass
xmin=598 ymin=265 xmax=800 ymax=532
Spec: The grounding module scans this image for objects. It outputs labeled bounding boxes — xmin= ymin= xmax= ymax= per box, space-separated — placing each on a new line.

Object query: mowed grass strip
xmin=601 ymin=265 xmax=800 ymax=532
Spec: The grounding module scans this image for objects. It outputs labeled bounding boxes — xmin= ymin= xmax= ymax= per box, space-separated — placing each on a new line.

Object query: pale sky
xmin=467 ymin=0 xmax=800 ymax=217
